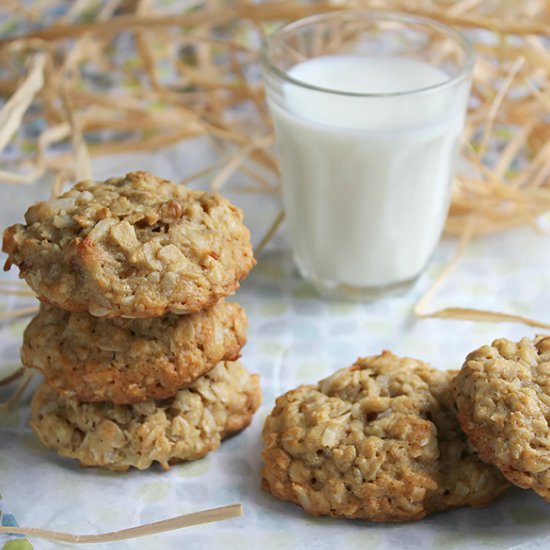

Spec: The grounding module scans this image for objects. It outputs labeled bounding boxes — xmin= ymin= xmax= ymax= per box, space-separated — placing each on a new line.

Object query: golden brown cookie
xmin=262 ymin=351 xmax=508 ymax=522
xmin=22 ymin=300 xmax=247 ymax=404
xmin=3 ymin=171 xmax=255 ymax=318
xmin=453 ymin=335 xmax=550 ymax=502
xmin=31 ymin=361 xmax=261 ymax=471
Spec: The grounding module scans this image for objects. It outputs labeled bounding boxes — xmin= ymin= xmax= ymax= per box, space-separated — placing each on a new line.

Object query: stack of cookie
xmin=3 ymin=171 xmax=261 ymax=471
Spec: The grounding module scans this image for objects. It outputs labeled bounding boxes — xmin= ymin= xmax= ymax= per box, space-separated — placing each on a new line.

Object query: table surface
xmin=1 ymin=139 xmax=549 ymax=550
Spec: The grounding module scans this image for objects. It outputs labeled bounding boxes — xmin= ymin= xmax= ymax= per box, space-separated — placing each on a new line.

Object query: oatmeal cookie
xmin=3 ymin=171 xmax=255 ymax=317
xmin=453 ymin=335 xmax=550 ymax=502
xmin=262 ymin=352 xmax=507 ymax=522
xmin=22 ymin=300 xmax=247 ymax=404
xmin=31 ymin=361 xmax=261 ymax=471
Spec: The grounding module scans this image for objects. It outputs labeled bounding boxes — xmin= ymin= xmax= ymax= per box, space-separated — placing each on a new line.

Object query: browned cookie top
xmin=3 ymin=171 xmax=255 ymax=317
xmin=22 ymin=300 xmax=247 ymax=404
xmin=453 ymin=335 xmax=550 ymax=501
xmin=31 ymin=361 xmax=262 ymax=471
xmin=262 ymin=351 xmax=507 ymax=522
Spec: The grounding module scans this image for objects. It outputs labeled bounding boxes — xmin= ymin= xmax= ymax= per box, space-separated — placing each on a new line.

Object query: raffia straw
xmin=0 ymin=368 xmax=23 ymax=387
xmin=51 ymin=170 xmax=67 ymax=197
xmin=180 ymin=160 xmax=229 ymax=186
xmin=0 ymin=168 xmax=44 ymax=185
xmin=0 ymin=288 xmax=35 ymax=297
xmin=415 ymin=217 xmax=476 ymax=316
xmin=477 ymin=55 xmax=526 ymax=157
xmin=203 ymin=124 xmax=280 ymax=174
xmin=532 ymin=160 xmax=550 ymax=189
xmin=0 ymin=52 xmax=46 ymax=155
xmin=36 ymin=123 xmax=71 ymax=168
xmin=415 ymin=218 xmax=550 ymax=329
xmin=61 ymin=0 xmax=96 ymax=23
xmin=2 ymin=1 xmax=550 ymax=44
xmin=239 ymin=163 xmax=278 ymax=192
xmin=210 ymin=135 xmax=274 ymax=192
xmin=0 ymin=504 xmax=243 ymax=544
xmin=0 ymin=305 xmax=39 ymax=321
xmin=86 ymin=129 xmax=205 ymax=156
xmin=494 ymin=119 xmax=537 ymax=180
xmin=0 ymin=280 xmax=27 ymax=287
xmin=0 ymin=369 xmax=34 ymax=411
xmin=447 ymin=0 xmax=485 ymax=17
xmin=60 ymin=83 xmax=91 ymax=181
xmin=417 ymin=308 xmax=550 ymax=329
xmin=255 ymin=208 xmax=285 ymax=256
xmin=0 ymin=10 xmax=231 ymax=45
xmin=516 ymin=139 xmax=550 ymax=188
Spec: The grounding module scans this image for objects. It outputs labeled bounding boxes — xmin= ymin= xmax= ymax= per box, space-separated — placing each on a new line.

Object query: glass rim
xmin=260 ymin=10 xmax=475 ymax=98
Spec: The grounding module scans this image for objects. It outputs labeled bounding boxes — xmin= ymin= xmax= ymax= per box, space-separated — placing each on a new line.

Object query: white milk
xmin=268 ymin=55 xmax=468 ymax=291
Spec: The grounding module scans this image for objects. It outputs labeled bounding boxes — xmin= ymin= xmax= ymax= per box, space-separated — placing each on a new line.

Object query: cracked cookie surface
xmin=22 ymin=300 xmax=247 ymax=404
xmin=31 ymin=361 xmax=261 ymax=471
xmin=453 ymin=335 xmax=550 ymax=501
xmin=3 ymin=171 xmax=255 ymax=317
xmin=262 ymin=351 xmax=507 ymax=522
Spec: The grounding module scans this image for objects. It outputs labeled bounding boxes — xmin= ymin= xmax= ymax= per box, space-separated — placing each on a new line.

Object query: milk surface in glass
xmin=268 ymin=54 xmax=467 ymax=291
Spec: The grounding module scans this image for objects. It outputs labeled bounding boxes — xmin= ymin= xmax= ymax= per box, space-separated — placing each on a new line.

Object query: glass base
xmin=306 ymin=274 xmax=421 ymax=302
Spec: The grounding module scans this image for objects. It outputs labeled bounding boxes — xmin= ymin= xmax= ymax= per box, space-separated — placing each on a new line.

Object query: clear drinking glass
xmin=261 ymin=11 xmax=474 ymax=300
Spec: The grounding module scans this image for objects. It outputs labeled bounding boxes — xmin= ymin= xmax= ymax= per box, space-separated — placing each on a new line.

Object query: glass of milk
xmin=261 ymin=11 xmax=474 ymax=300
